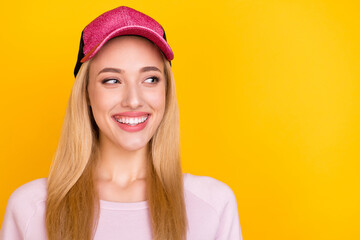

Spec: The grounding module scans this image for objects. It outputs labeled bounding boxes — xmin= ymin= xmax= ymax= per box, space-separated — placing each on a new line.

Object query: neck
xmin=94 ymin=134 xmax=149 ymax=186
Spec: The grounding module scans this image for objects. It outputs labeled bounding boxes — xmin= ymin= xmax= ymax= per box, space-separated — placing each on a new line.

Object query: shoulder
xmin=5 ymin=178 xmax=47 ymax=227
xmin=1 ymin=178 xmax=47 ymax=234
xmin=7 ymin=178 xmax=48 ymax=208
xmin=183 ymin=173 xmax=236 ymax=200
xmin=183 ymin=173 xmax=243 ymax=239
xmin=183 ymin=173 xmax=237 ymax=214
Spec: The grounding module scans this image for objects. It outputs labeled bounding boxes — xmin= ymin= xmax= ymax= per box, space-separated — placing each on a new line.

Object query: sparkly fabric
xmin=80 ymin=6 xmax=174 ymax=63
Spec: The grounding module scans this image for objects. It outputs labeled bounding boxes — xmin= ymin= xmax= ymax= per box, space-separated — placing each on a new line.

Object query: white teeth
xmin=115 ymin=115 xmax=148 ymax=125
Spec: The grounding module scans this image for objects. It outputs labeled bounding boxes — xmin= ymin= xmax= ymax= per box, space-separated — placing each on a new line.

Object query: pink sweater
xmin=0 ymin=173 xmax=242 ymax=240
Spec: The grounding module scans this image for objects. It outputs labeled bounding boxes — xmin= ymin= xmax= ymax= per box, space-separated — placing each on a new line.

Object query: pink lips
xmin=112 ymin=111 xmax=150 ymax=132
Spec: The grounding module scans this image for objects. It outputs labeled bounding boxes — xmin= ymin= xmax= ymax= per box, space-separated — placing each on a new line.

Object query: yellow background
xmin=1 ymin=0 xmax=359 ymax=239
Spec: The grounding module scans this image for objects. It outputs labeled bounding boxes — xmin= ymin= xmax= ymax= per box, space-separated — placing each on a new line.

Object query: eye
xmin=144 ymin=76 xmax=159 ymax=83
xmin=102 ymin=79 xmax=120 ymax=84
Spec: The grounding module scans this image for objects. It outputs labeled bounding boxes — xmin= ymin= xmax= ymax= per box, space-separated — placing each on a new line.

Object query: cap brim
xmin=81 ymin=26 xmax=174 ymax=63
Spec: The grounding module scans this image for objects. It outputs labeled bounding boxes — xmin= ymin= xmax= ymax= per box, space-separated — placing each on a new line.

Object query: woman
xmin=0 ymin=6 xmax=242 ymax=240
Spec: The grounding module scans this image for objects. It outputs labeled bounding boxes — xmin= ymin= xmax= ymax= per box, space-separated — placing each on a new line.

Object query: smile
xmin=112 ymin=113 xmax=151 ymax=133
xmin=114 ymin=114 xmax=149 ymax=126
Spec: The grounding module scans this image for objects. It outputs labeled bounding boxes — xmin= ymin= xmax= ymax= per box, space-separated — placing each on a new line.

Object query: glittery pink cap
xmin=79 ymin=6 xmax=174 ymax=63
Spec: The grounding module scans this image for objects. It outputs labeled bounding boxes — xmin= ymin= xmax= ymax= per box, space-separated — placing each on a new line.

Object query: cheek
xmin=88 ymin=85 xmax=117 ymax=124
xmin=146 ymin=89 xmax=166 ymax=116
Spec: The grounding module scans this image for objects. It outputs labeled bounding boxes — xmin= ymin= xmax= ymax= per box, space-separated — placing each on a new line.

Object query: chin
xmin=118 ymin=139 xmax=149 ymax=152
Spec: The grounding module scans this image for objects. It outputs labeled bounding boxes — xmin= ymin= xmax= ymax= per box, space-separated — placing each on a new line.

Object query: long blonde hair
xmin=46 ymin=54 xmax=187 ymax=239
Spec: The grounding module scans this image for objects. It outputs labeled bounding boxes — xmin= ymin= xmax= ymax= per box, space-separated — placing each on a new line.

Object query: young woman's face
xmin=87 ymin=36 xmax=166 ymax=152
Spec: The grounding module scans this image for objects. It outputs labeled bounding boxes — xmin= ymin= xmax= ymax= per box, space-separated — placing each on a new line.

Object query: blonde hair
xmin=46 ymin=55 xmax=187 ymax=239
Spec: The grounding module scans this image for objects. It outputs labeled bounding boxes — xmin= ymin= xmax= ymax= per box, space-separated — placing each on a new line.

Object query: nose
xmin=121 ymin=83 xmax=143 ymax=109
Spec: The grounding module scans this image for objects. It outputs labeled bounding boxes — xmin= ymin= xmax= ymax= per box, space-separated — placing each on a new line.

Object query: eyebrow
xmin=97 ymin=66 xmax=162 ymax=75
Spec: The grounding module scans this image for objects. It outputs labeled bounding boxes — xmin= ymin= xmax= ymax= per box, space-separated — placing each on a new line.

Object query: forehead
xmin=89 ymin=35 xmax=165 ymax=74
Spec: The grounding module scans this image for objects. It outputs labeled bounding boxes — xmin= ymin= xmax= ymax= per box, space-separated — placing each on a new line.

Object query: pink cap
xmin=79 ymin=6 xmax=174 ymax=63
